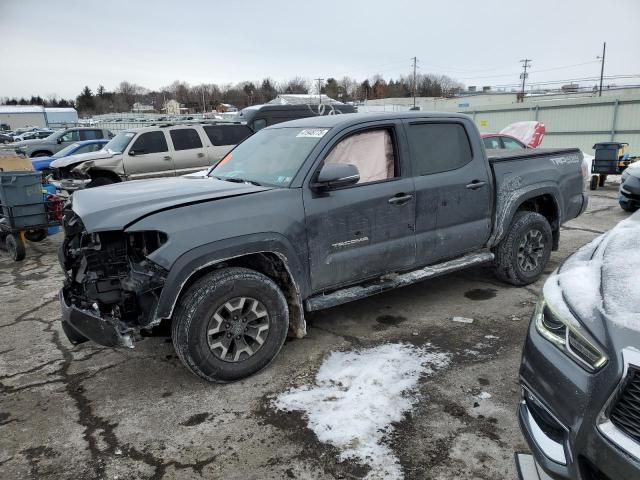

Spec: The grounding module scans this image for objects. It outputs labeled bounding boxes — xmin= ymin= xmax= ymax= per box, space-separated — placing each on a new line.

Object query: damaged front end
xmin=59 ymin=205 xmax=168 ymax=348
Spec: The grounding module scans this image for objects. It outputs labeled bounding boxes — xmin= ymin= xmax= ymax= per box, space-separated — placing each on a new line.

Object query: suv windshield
xmin=104 ymin=131 xmax=135 ymax=153
xmin=210 ymin=127 xmax=327 ymax=187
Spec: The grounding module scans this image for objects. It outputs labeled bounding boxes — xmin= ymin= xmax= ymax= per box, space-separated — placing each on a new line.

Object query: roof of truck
xmin=265 ymin=112 xmax=472 ymax=129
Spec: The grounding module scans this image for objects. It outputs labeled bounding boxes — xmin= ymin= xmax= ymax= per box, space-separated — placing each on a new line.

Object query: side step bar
xmin=305 ymin=251 xmax=495 ymax=311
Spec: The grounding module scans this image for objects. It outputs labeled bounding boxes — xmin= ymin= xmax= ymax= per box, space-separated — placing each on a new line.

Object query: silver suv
xmin=14 ymin=127 xmax=113 ymax=157
xmin=50 ymin=123 xmax=252 ymax=190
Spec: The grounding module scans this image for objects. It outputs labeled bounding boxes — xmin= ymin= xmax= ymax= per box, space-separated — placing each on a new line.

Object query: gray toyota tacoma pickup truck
xmin=58 ymin=113 xmax=589 ymax=382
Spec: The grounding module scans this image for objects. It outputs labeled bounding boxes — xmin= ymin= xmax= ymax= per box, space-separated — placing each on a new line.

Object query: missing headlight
xmin=127 ymin=231 xmax=168 ymax=262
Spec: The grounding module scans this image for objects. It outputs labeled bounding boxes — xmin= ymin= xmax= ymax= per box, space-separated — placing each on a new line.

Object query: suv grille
xmin=610 ymin=368 xmax=640 ymax=442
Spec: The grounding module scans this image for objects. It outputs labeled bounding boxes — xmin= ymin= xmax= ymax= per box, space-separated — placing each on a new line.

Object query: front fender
xmin=152 ymin=233 xmax=308 ymax=323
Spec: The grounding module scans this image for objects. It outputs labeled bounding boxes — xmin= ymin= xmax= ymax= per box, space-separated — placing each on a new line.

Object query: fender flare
xmin=489 ymin=182 xmax=563 ymax=248
xmin=152 ymin=233 xmax=308 ymax=336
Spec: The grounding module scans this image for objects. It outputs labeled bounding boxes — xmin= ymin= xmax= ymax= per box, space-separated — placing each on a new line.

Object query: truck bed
xmin=487 ymin=147 xmax=582 ymax=163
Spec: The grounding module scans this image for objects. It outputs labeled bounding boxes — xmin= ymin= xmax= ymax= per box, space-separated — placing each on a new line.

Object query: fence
xmin=358 ymin=93 xmax=640 ymax=154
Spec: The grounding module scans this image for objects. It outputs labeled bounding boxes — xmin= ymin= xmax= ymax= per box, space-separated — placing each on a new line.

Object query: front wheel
xmin=171 ymin=267 xmax=289 ymax=383
xmin=494 ymin=211 xmax=552 ymax=286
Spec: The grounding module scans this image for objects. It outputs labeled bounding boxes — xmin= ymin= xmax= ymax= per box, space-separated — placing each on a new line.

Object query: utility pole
xmin=202 ymin=89 xmax=206 ymax=114
xmin=598 ymin=42 xmax=606 ymax=97
xmin=519 ymin=59 xmax=532 ymax=103
xmin=411 ymin=56 xmax=418 ymax=108
xmin=314 ymin=78 xmax=324 ymax=105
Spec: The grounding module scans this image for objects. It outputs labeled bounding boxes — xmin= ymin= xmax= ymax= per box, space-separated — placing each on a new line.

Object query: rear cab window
xmin=407 ymin=122 xmax=473 ymax=175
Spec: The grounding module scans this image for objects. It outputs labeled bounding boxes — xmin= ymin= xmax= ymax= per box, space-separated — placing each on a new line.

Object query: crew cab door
xmin=303 ymin=123 xmax=416 ymax=292
xmin=123 ymin=130 xmax=175 ymax=179
xmin=404 ymin=120 xmax=492 ymax=263
xmin=167 ymin=127 xmax=209 ymax=175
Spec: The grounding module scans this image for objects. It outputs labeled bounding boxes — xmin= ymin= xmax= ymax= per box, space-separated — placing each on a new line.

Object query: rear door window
xmin=407 ymin=123 xmax=473 ymax=175
xmin=169 ymin=128 xmax=203 ymax=150
xmin=60 ymin=130 xmax=81 ymax=142
xmin=203 ymin=125 xmax=252 ymax=146
xmin=130 ymin=131 xmax=168 ymax=154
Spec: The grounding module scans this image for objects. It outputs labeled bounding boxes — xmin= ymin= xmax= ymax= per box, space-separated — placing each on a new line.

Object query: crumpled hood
xmin=51 ymin=150 xmax=115 ymax=169
xmin=543 ymin=211 xmax=640 ymax=345
xmin=71 ymin=176 xmax=273 ymax=232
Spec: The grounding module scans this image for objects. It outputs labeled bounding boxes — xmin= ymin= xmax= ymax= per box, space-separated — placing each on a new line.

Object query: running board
xmin=305 ymin=251 xmax=495 ymax=311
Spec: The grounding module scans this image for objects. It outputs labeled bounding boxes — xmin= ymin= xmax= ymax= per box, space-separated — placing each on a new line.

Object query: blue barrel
xmin=0 ymin=171 xmax=46 ymax=229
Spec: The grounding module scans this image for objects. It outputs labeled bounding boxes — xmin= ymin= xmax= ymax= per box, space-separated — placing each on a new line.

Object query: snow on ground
xmin=273 ymin=343 xmax=451 ymax=479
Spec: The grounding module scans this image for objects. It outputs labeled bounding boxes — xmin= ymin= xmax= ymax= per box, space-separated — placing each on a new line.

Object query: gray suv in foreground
xmin=517 ymin=212 xmax=640 ymax=479
xmin=58 ymin=113 xmax=587 ymax=382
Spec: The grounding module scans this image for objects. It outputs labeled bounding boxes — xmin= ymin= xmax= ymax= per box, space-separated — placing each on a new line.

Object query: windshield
xmin=53 ymin=142 xmax=82 ymax=158
xmin=104 ymin=131 xmax=135 ymax=153
xmin=210 ymin=127 xmax=327 ymax=187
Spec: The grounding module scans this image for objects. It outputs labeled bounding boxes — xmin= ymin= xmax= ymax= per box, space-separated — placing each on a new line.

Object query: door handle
xmin=197 ymin=152 xmax=204 ymax=158
xmin=388 ymin=193 xmax=414 ymax=205
xmin=163 ymin=156 xmax=172 ymax=161
xmin=466 ymin=180 xmax=487 ymax=190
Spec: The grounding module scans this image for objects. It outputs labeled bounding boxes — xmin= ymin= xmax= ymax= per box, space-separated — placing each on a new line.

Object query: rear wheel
xmin=589 ymin=175 xmax=599 ymax=191
xmin=598 ymin=174 xmax=607 ymax=187
xmin=494 ymin=211 xmax=552 ymax=286
xmin=171 ymin=267 xmax=289 ymax=382
xmin=6 ymin=233 xmax=26 ymax=261
xmin=31 ymin=151 xmax=52 ymax=158
xmin=86 ymin=176 xmax=115 ymax=188
xmin=24 ymin=229 xmax=47 ymax=243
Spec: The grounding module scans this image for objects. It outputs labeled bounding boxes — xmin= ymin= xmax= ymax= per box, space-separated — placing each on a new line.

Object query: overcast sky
xmin=1 ymin=0 xmax=639 ymax=99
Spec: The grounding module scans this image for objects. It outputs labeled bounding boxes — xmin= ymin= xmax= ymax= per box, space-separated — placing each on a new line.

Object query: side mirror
xmin=311 ymin=163 xmax=360 ymax=190
xmin=128 ymin=149 xmax=137 ymax=156
xmin=57 ymin=137 xmax=63 ymax=144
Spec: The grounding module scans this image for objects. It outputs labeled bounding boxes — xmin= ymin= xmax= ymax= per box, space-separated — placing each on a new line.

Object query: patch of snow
xmin=452 ymin=316 xmax=474 ymax=324
xmin=484 ymin=335 xmax=499 ymax=339
xmin=273 ymin=343 xmax=450 ymax=479
xmin=477 ymin=391 xmax=492 ymax=400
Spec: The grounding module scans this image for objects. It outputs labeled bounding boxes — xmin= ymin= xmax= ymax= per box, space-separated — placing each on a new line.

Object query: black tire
xmin=171 ymin=267 xmax=289 ymax=383
xmin=599 ymin=174 xmax=607 ymax=187
xmin=6 ymin=233 xmax=26 ymax=261
xmin=86 ymin=176 xmax=115 ymax=188
xmin=494 ymin=211 xmax=552 ymax=286
xmin=589 ymin=175 xmax=599 ymax=191
xmin=620 ymin=201 xmax=638 ymax=213
xmin=24 ymin=229 xmax=47 ymax=243
xmin=31 ymin=151 xmax=52 ymax=158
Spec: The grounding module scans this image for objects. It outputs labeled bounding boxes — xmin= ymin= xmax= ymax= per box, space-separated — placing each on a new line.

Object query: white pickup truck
xmin=50 ymin=123 xmax=252 ymax=190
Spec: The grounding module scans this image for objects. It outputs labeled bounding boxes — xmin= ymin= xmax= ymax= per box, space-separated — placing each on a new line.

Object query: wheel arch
xmin=88 ymin=169 xmax=122 ymax=183
xmin=29 ymin=150 xmax=54 ymax=158
xmin=490 ymin=185 xmax=563 ymax=250
xmin=153 ymin=238 xmax=308 ymax=339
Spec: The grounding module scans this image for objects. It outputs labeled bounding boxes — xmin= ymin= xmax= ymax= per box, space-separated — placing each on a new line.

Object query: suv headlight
xmin=533 ymin=298 xmax=608 ymax=371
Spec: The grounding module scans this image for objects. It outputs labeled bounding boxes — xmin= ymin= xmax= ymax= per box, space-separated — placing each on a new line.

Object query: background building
xmin=0 ymin=106 xmax=78 ymax=129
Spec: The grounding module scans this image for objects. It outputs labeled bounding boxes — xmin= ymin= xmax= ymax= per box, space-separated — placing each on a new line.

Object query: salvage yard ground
xmin=0 ymin=185 xmax=629 ymax=480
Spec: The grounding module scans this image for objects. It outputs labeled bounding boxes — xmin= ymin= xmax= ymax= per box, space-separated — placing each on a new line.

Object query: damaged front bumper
xmin=60 ymin=289 xmax=134 ymax=348
xmin=59 ymin=204 xmax=169 ymax=348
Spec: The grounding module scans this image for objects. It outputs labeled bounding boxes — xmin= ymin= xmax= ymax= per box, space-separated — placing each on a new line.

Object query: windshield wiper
xmin=212 ymin=176 xmax=262 ymax=186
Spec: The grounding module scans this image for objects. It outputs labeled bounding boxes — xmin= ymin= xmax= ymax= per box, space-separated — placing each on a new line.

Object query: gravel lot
xmin=0 ymin=185 xmax=629 ymax=480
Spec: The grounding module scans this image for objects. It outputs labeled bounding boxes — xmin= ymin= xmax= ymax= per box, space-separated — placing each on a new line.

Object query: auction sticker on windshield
xmin=296 ymin=129 xmax=329 ymax=138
